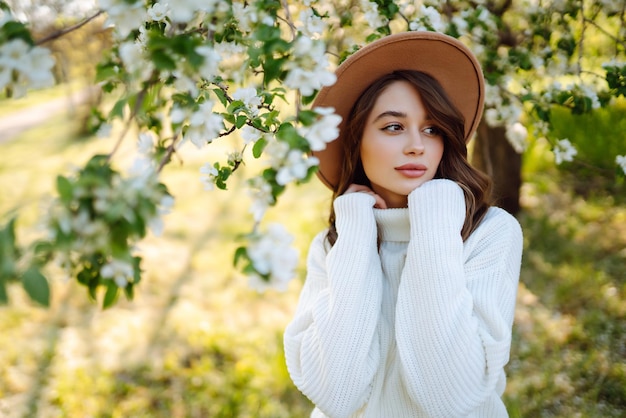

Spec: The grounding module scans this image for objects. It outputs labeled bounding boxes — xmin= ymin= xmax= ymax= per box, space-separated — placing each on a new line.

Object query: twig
xmin=583 ymin=16 xmax=626 ymax=51
xmin=157 ymin=136 xmax=180 ymax=173
xmin=279 ymin=0 xmax=297 ymax=41
xmin=36 ymin=10 xmax=105 ymax=45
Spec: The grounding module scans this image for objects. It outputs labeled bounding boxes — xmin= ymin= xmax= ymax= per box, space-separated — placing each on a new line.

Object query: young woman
xmin=284 ymin=32 xmax=523 ymax=418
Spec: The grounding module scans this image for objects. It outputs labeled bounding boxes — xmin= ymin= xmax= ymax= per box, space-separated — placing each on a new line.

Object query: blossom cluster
xmin=46 ymin=153 xmax=172 ymax=305
xmin=553 ymin=139 xmax=577 ymax=165
xmin=243 ymin=223 xmax=299 ymax=292
xmin=0 ymin=35 xmax=55 ymax=97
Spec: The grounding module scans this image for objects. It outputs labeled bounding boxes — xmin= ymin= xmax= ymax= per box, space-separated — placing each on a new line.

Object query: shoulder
xmin=463 ymin=207 xmax=523 ymax=279
xmin=468 ymin=207 xmax=523 ymax=249
xmin=308 ymin=229 xmax=332 ymax=258
xmin=483 ymin=206 xmax=522 ymax=232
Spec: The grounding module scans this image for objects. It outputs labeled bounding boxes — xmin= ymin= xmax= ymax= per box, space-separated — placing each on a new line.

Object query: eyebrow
xmin=372 ymin=110 xmax=407 ymax=122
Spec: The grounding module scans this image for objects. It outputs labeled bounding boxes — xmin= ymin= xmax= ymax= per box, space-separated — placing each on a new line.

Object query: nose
xmin=404 ymin=129 xmax=425 ymax=155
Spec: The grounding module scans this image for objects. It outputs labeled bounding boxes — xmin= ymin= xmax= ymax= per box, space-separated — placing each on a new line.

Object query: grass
xmin=0 ymin=96 xmax=624 ymax=417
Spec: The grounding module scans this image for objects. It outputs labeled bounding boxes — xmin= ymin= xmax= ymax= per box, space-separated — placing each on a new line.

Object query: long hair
xmin=326 ymin=70 xmax=492 ymax=246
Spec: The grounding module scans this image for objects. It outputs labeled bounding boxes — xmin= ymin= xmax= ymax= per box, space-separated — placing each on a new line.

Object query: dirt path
xmin=0 ymin=87 xmax=98 ymax=143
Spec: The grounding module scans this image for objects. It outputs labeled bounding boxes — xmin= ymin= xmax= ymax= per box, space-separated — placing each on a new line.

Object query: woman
xmin=284 ymin=32 xmax=523 ymax=418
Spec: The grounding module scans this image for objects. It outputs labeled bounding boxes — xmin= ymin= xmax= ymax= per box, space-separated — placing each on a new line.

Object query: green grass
xmin=0 ymin=99 xmax=624 ymax=417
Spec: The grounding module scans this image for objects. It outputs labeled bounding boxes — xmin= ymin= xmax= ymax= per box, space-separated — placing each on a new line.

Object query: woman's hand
xmin=344 ymin=184 xmax=388 ymax=209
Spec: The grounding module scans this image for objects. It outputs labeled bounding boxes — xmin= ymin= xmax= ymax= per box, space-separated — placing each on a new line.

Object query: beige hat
xmin=311 ymin=31 xmax=485 ymax=189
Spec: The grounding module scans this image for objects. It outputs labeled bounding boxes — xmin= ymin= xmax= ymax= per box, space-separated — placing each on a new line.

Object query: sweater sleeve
xmin=283 ymin=192 xmax=384 ymax=418
xmin=395 ymin=179 xmax=523 ymax=416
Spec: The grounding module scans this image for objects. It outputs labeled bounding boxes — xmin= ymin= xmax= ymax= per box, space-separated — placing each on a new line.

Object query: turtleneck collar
xmin=374 ymin=208 xmax=410 ymax=242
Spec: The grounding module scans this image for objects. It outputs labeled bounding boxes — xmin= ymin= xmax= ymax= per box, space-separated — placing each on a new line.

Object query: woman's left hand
xmin=344 ymin=184 xmax=388 ymax=209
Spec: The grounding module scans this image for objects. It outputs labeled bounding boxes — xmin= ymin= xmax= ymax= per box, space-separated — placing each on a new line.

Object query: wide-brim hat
xmin=312 ymin=31 xmax=485 ymax=189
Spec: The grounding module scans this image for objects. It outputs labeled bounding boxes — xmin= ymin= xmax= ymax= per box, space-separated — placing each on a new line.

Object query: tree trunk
xmin=471 ymin=121 xmax=522 ymax=215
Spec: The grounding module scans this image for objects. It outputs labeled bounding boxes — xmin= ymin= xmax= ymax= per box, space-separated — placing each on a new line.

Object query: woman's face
xmin=360 ymin=80 xmax=444 ymax=208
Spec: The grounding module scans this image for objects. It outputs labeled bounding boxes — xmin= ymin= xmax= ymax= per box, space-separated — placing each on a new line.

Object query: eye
xmin=423 ymin=126 xmax=442 ymax=136
xmin=382 ymin=123 xmax=403 ymax=132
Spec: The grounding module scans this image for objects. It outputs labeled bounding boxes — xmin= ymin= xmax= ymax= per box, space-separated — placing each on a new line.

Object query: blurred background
xmin=0 ymin=2 xmax=625 ymax=418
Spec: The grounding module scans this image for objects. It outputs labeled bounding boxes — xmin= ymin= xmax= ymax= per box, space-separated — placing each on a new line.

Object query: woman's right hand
xmin=344 ymin=184 xmax=388 ymax=209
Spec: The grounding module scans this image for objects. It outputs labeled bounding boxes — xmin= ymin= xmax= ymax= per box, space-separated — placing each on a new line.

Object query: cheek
xmin=360 ymin=137 xmax=388 ymax=175
xmin=431 ymin=140 xmax=444 ymax=165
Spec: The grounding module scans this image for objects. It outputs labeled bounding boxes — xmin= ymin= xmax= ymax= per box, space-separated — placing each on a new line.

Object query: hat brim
xmin=311 ymin=31 xmax=485 ymax=189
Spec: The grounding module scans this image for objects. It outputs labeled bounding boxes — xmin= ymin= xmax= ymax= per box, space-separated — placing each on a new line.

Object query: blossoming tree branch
xmin=0 ymin=0 xmax=624 ymax=307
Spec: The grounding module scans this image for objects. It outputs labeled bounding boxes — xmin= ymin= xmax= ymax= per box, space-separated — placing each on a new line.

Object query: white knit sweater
xmin=284 ymin=179 xmax=523 ymax=418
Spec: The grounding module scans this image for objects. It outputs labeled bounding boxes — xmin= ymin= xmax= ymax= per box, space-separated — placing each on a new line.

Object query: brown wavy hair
xmin=326 ymin=70 xmax=492 ymax=246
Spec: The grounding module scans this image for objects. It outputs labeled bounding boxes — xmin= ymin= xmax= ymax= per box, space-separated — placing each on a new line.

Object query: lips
xmin=395 ymin=163 xmax=428 ymax=178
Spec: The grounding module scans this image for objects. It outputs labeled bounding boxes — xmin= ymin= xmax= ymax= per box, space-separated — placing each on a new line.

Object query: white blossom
xmin=451 ymin=14 xmax=468 ymax=32
xmin=505 ymin=122 xmax=528 ymax=153
xmin=19 ymin=45 xmax=55 ymax=88
xmin=247 ymin=223 xmax=299 ymax=292
xmin=196 ymin=45 xmax=221 ymax=81
xmin=298 ymin=107 xmax=342 ymax=151
xmin=232 ymin=87 xmax=262 ymax=116
xmin=214 ymin=41 xmax=247 ymax=82
xmin=119 ymin=41 xmax=151 ymax=78
xmin=275 ymin=150 xmax=319 ymax=185
xmin=484 ymin=102 xmax=523 ymax=128
xmin=284 ymin=37 xmax=336 ymax=96
xmin=165 ymin=0 xmax=219 ymax=22
xmin=616 ymin=155 xmax=626 ymax=175
xmin=0 ymin=38 xmax=55 ymax=94
xmin=170 ymin=104 xmax=190 ymax=125
xmin=240 ymin=125 xmax=263 ymax=144
xmin=247 ymin=176 xmax=274 ymax=221
xmin=484 ymin=83 xmax=503 ymax=107
xmin=101 ymin=259 xmax=135 ymax=288
xmin=185 ymin=101 xmax=224 ymax=148
xmin=0 ymin=59 xmax=11 ymax=91
xmin=532 ymin=120 xmax=550 ymax=138
xmin=137 ymin=132 xmax=155 ymax=155
xmin=98 ymin=0 xmax=146 ymax=39
xmin=360 ymin=0 xmax=388 ymax=28
xmin=149 ymin=194 xmax=175 ymax=236
xmin=96 ymin=123 xmax=113 ymax=138
xmin=127 ymin=157 xmax=157 ymax=184
xmin=232 ymin=2 xmax=265 ymax=32
xmin=414 ymin=5 xmax=446 ymax=32
xmin=578 ymin=84 xmax=601 ymax=109
xmin=200 ymin=163 xmax=219 ymax=190
xmin=172 ymin=71 xmax=198 ymax=96
xmin=228 ymin=150 xmax=243 ymax=166
xmin=553 ymin=139 xmax=577 ymax=164
xmin=148 ymin=2 xmax=169 ymax=22
xmin=297 ymin=8 xmax=327 ymax=38
xmin=477 ymin=7 xmax=497 ymax=31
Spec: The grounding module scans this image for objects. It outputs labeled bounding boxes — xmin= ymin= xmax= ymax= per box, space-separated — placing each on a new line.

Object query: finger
xmin=372 ymin=194 xmax=388 ymax=209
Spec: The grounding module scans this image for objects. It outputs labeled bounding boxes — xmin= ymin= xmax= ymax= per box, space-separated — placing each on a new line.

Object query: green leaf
xmin=213 ymin=88 xmax=229 ymax=107
xmin=1 ymin=21 xmax=34 ymax=45
xmin=110 ymin=98 xmax=127 ymax=119
xmin=0 ymin=281 xmax=7 ymax=305
xmin=0 ymin=217 xmax=19 ymax=279
xmin=102 ymin=281 xmax=119 ymax=309
xmin=235 ymin=115 xmax=248 ymax=129
xmin=22 ymin=267 xmax=50 ymax=307
xmin=124 ymin=283 xmax=134 ymax=300
xmin=276 ymin=122 xmax=307 ymax=148
xmin=150 ymin=49 xmax=177 ymax=71
xmin=95 ymin=62 xmax=119 ymax=83
xmin=233 ymin=246 xmax=249 ymax=267
xmin=56 ymin=175 xmax=73 ymax=205
xmin=298 ymin=110 xmax=317 ymax=126
xmin=252 ymin=137 xmax=268 ymax=158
